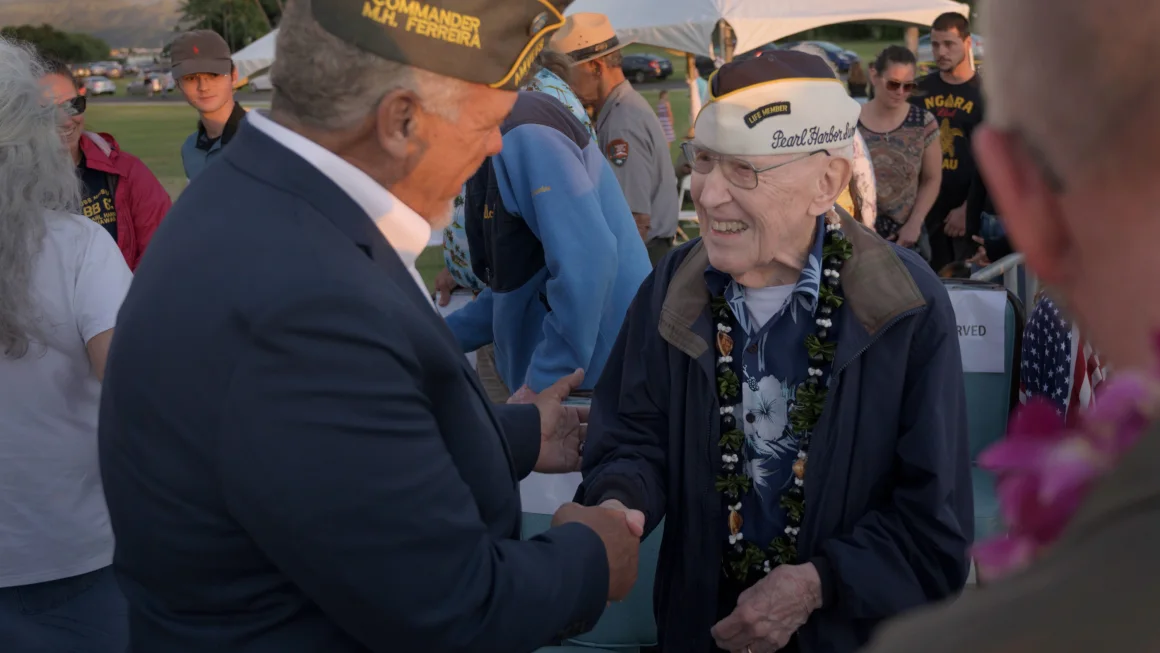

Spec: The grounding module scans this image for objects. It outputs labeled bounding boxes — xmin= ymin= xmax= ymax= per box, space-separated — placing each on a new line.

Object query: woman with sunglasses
xmin=40 ymin=59 xmax=171 ymax=271
xmin=857 ymin=46 xmax=942 ymax=258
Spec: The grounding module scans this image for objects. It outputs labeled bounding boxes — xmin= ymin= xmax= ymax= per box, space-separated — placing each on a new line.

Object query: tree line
xmin=1 ymin=24 xmax=111 ymax=63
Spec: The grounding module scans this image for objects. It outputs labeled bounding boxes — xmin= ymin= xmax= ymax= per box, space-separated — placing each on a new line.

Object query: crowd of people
xmin=0 ymin=0 xmax=1147 ymax=651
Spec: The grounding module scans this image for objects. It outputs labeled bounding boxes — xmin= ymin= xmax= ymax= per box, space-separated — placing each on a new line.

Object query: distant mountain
xmin=0 ymin=0 xmax=183 ymax=48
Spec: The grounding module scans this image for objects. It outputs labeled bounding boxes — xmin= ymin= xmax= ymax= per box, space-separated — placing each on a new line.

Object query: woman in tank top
xmin=857 ymin=46 xmax=942 ymax=257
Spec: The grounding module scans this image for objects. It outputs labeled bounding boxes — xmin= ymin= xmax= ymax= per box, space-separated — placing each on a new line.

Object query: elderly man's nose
xmin=696 ymin=168 xmax=733 ymax=207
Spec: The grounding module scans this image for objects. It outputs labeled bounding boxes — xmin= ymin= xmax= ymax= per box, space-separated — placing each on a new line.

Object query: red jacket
xmin=80 ymin=132 xmax=172 ymax=270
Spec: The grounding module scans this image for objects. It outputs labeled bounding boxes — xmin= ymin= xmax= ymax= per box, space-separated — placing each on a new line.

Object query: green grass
xmin=86 ymin=104 xmax=199 ymax=198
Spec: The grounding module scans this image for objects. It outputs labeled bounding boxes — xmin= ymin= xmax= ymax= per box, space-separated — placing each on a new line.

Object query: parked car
xmin=249 ymin=74 xmax=274 ymax=92
xmin=779 ymin=40 xmax=859 ymax=73
xmin=84 ymin=75 xmax=116 ymax=96
xmin=622 ymin=53 xmax=673 ymax=84
xmin=126 ymin=74 xmax=166 ymax=96
xmin=70 ymin=63 xmax=91 ymax=78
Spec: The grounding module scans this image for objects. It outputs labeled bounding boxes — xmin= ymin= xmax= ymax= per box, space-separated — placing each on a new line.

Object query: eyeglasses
xmin=680 ymin=141 xmax=829 ymax=190
xmin=58 ymin=95 xmax=86 ymax=117
xmin=884 ymin=80 xmax=917 ymax=93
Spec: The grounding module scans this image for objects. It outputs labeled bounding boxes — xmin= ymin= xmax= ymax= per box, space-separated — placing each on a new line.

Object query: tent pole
xmin=686 ymin=52 xmax=698 ymax=139
xmin=905 ymin=26 xmax=919 ymax=55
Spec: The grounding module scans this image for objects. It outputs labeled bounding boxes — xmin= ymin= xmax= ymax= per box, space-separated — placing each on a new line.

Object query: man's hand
xmin=966 ymin=235 xmax=991 ymax=267
xmin=711 ymin=563 xmax=823 ymax=653
xmin=943 ymin=204 xmax=967 ymax=238
xmin=600 ymin=499 xmax=646 ymax=538
xmin=633 ymin=212 xmax=651 ymax=243
xmin=893 ymin=219 xmax=923 ymax=249
xmin=552 ymin=502 xmax=641 ymax=601
xmin=531 ymin=369 xmax=589 ymax=474
xmin=507 ymin=385 xmax=537 ymax=405
xmin=434 ymin=267 xmax=459 ymax=307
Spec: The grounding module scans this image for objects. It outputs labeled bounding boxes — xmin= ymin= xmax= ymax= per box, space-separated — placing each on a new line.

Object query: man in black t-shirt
xmin=911 ymin=12 xmax=985 ymax=271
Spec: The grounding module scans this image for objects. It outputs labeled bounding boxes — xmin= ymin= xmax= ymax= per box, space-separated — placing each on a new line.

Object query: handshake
xmin=552 ymin=499 xmax=646 ymax=601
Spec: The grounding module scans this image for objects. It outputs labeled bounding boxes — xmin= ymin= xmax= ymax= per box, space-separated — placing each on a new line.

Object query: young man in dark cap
xmin=98 ymin=0 xmax=644 ymax=651
xmin=171 ymin=29 xmax=245 ymax=182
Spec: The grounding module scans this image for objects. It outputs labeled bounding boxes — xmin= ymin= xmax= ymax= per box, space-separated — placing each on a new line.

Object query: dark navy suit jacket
xmin=97 ymin=122 xmax=609 ymax=652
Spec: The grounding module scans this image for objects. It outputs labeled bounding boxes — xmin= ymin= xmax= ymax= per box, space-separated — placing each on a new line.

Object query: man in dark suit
xmin=97 ymin=1 xmax=643 ymax=651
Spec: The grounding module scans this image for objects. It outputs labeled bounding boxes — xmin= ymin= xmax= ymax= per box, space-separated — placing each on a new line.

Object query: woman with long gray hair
xmin=0 ymin=38 xmax=132 ymax=650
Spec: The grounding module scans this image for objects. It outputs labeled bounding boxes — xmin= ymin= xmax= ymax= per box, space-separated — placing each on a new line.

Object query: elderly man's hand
xmin=711 ymin=563 xmax=823 ymax=653
xmin=531 ymin=369 xmax=589 ymax=474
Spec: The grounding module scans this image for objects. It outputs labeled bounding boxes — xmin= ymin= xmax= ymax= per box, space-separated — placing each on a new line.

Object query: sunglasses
xmin=59 ymin=95 xmax=86 ymax=116
xmin=884 ymin=80 xmax=917 ymax=93
xmin=680 ymin=142 xmax=828 ymax=190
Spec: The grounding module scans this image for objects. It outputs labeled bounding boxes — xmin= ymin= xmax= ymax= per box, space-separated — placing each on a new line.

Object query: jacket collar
xmin=78 ymin=132 xmax=119 ymax=174
xmin=658 ymin=208 xmax=927 ymax=360
xmin=223 ymin=120 xmax=406 ymax=284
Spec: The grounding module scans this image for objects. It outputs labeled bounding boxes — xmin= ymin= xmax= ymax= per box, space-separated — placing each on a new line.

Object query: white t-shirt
xmin=0 ymin=211 xmax=132 ymax=588
xmin=743 ymin=284 xmax=795 ymax=332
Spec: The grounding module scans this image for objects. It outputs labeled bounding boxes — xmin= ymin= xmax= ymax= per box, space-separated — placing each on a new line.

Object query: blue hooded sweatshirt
xmin=446 ymin=92 xmax=651 ymax=393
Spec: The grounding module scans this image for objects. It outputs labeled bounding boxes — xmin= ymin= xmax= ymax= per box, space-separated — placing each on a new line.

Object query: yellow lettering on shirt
xmin=483 ymin=204 xmax=495 ymax=220
xmin=81 ymin=187 xmax=118 ymax=227
xmin=359 ymin=0 xmax=481 ymax=49
xmin=532 ymin=186 xmax=551 ymax=196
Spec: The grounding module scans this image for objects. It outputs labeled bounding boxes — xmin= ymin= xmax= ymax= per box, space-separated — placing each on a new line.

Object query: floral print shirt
xmin=442 ymin=68 xmax=597 ymax=291
xmin=859 ymin=105 xmax=938 ymax=224
xmin=704 ymin=216 xmax=825 ymax=548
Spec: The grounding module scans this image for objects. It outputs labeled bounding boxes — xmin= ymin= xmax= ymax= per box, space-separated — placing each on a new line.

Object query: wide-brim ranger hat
xmin=312 ymin=0 xmax=572 ymax=91
xmin=551 ymin=12 xmax=631 ymax=64
xmin=695 ymin=51 xmax=862 ymax=157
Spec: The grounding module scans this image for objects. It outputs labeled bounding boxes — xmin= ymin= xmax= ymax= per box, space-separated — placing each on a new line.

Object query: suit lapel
xmin=225 ymin=123 xmax=518 ymax=473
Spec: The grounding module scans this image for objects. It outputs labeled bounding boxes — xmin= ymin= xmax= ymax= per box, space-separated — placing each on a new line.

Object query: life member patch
xmin=606 ymin=138 xmax=630 ymax=167
xmin=744 ymin=101 xmax=791 ymax=129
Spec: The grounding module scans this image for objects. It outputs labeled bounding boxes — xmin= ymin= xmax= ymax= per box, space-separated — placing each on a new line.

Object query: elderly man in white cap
xmin=578 ymin=51 xmax=972 ymax=653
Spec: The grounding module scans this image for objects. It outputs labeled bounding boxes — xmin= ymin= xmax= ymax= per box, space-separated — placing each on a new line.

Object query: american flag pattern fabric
xmin=1020 ymin=296 xmax=1105 ymax=424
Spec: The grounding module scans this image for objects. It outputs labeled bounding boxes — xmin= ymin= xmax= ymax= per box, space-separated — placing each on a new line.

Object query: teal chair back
xmin=525 ymin=512 xmax=662 ymax=652
xmin=943 ymin=280 xmax=1025 ymax=541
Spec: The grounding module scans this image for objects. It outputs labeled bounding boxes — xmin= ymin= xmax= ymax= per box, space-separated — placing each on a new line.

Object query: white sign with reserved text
xmin=948 ymin=288 xmax=1008 ymax=374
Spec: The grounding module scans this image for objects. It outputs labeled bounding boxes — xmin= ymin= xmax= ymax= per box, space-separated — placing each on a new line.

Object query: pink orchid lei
xmin=972 ymin=359 xmax=1160 ymax=581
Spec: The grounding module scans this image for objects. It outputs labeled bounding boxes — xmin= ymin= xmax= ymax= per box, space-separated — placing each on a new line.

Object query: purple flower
xmin=971 ymin=360 xmax=1160 ymax=581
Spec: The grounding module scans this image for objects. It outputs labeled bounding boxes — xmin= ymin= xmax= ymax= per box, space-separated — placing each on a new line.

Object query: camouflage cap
xmin=313 ymin=0 xmax=573 ymax=92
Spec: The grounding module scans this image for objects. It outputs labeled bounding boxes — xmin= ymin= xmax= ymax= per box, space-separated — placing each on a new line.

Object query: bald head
xmin=982 ymin=0 xmax=1160 ymax=183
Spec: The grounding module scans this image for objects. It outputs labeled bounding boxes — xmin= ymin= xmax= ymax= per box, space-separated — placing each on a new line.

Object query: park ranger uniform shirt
xmin=595 ymin=81 xmax=679 ymax=242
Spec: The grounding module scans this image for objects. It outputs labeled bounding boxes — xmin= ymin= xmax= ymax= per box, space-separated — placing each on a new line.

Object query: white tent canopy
xmin=233 ymin=29 xmax=277 ymax=81
xmin=233 ymin=0 xmax=970 ymax=82
xmin=566 ymin=0 xmax=970 ymax=58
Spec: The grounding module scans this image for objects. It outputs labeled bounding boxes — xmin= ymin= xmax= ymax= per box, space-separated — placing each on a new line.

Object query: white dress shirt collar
xmin=246 ymin=111 xmax=434 ymax=305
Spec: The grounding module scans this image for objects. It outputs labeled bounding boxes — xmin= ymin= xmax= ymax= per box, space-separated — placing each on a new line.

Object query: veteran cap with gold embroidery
xmin=312 ymin=0 xmax=572 ymax=91
xmin=695 ymin=51 xmax=861 ymax=157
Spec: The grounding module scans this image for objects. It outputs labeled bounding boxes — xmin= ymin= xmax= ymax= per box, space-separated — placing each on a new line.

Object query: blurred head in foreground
xmin=974 ymin=0 xmax=1160 ymax=369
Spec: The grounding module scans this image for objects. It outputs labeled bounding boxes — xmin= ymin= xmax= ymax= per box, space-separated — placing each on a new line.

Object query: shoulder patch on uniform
xmin=606 ymin=138 xmax=629 ymax=167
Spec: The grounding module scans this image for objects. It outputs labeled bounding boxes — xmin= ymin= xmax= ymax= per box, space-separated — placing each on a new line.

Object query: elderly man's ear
xmin=807 ymin=156 xmax=853 ymax=217
xmin=374 ymin=90 xmax=424 ymax=161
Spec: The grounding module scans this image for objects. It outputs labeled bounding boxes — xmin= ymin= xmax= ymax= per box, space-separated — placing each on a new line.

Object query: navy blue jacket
xmin=98 ymin=122 xmax=609 ymax=652
xmin=579 ymin=215 xmax=974 ymax=652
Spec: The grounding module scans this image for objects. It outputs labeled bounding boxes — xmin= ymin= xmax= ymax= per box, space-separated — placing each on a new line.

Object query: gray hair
xmin=0 ymin=37 xmax=81 ymax=359
xmin=270 ymin=0 xmax=468 ymax=131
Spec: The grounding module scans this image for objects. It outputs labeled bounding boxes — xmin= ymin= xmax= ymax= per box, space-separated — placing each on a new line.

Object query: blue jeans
xmin=0 ymin=566 xmax=128 ymax=652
